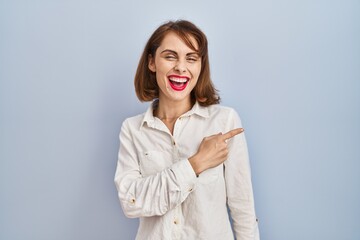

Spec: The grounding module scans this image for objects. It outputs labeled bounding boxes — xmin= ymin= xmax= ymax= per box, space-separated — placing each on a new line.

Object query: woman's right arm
xmin=114 ymin=119 xmax=197 ymax=218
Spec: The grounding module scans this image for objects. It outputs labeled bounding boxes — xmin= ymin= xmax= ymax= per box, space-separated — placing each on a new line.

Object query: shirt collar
xmin=141 ymin=101 xmax=157 ymax=129
xmin=140 ymin=100 xmax=210 ymax=130
xmin=184 ymin=101 xmax=210 ymax=118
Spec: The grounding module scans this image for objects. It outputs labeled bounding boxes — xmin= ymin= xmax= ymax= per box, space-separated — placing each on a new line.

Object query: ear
xmin=148 ymin=54 xmax=156 ymax=72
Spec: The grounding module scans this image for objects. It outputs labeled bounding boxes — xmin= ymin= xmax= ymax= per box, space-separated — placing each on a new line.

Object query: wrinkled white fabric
xmin=114 ymin=102 xmax=259 ymax=240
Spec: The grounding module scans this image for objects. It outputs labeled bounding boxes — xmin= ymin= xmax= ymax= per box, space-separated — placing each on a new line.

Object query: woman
xmin=114 ymin=20 xmax=259 ymax=240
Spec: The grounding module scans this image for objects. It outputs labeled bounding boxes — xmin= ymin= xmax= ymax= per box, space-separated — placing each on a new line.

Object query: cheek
xmin=156 ymin=60 xmax=174 ymax=72
xmin=190 ymin=64 xmax=202 ymax=78
xmin=156 ymin=73 xmax=169 ymax=86
xmin=192 ymin=62 xmax=201 ymax=72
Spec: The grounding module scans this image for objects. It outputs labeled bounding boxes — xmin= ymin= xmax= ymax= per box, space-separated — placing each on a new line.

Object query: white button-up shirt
xmin=114 ymin=102 xmax=259 ymax=240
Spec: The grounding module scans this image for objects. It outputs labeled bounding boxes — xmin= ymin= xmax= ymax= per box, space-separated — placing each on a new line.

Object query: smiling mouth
xmin=168 ymin=76 xmax=189 ymax=91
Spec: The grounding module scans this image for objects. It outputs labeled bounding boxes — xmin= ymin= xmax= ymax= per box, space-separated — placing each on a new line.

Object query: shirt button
xmin=188 ymin=188 xmax=193 ymax=192
xmin=130 ymin=198 xmax=136 ymax=204
xmin=173 ymin=220 xmax=178 ymax=225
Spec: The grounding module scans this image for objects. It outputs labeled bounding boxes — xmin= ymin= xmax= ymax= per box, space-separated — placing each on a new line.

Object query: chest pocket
xmin=198 ymin=164 xmax=222 ymax=184
xmin=138 ymin=150 xmax=173 ymax=177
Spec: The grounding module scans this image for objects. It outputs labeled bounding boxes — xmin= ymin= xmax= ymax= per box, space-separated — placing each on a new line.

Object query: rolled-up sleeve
xmin=224 ymin=109 xmax=260 ymax=240
xmin=114 ymin=119 xmax=197 ymax=218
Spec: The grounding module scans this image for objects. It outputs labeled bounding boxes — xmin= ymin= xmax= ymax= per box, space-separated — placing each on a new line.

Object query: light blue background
xmin=0 ymin=0 xmax=359 ymax=239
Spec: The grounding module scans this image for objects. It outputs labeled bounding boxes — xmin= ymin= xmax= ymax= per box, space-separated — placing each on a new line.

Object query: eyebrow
xmin=160 ymin=49 xmax=199 ymax=56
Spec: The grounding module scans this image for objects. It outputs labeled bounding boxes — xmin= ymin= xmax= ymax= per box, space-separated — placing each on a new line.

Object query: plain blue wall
xmin=0 ymin=0 xmax=359 ymax=239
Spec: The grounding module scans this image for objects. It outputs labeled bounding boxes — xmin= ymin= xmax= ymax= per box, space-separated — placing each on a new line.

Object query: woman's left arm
xmin=224 ymin=109 xmax=260 ymax=240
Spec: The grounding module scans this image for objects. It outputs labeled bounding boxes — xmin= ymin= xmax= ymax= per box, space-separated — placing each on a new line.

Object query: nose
xmin=174 ymin=60 xmax=187 ymax=73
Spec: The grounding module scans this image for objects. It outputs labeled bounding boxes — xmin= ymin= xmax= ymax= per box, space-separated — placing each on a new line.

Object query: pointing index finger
xmin=221 ymin=128 xmax=244 ymax=141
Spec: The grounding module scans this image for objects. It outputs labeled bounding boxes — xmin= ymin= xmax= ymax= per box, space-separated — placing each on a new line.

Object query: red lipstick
xmin=168 ymin=75 xmax=189 ymax=91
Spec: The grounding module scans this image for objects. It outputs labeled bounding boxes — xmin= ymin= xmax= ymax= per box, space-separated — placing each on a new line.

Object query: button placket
xmin=172 ymin=141 xmax=180 ymax=161
xmin=173 ymin=206 xmax=181 ymax=225
xmin=171 ymin=202 xmax=182 ymax=239
xmin=172 ymin=117 xmax=185 ymax=161
xmin=172 ymin=117 xmax=183 ymax=139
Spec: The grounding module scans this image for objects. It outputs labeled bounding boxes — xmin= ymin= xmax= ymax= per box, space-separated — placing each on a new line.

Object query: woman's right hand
xmin=188 ymin=128 xmax=244 ymax=175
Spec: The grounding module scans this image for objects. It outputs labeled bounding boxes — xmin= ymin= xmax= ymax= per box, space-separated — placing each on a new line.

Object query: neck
xmin=154 ymin=97 xmax=193 ymax=120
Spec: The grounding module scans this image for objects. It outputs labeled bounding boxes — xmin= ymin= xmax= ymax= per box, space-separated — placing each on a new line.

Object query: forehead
xmin=157 ymin=32 xmax=199 ymax=53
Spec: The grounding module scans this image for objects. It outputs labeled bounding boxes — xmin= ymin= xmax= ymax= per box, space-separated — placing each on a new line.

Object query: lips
xmin=168 ymin=75 xmax=190 ymax=91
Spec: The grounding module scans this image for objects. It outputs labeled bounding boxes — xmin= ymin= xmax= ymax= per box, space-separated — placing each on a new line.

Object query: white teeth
xmin=169 ymin=77 xmax=188 ymax=83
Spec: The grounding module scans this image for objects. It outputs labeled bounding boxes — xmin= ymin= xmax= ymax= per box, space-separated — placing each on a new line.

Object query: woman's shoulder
xmin=125 ymin=112 xmax=146 ymax=122
xmin=207 ymin=104 xmax=240 ymax=118
xmin=121 ymin=112 xmax=147 ymax=131
xmin=121 ymin=102 xmax=155 ymax=127
xmin=204 ymin=104 xmax=243 ymax=127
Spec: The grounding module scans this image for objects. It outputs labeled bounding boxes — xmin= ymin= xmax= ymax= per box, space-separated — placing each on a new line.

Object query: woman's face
xmin=148 ymin=32 xmax=201 ymax=104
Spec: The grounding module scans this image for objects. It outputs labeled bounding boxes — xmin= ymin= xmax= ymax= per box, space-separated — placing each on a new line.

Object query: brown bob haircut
xmin=134 ymin=20 xmax=220 ymax=106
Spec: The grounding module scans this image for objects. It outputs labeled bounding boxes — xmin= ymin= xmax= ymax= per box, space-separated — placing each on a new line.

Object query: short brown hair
xmin=134 ymin=20 xmax=220 ymax=106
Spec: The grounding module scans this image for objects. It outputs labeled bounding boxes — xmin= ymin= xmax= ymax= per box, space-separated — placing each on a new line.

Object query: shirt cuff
xmin=170 ymin=159 xmax=197 ymax=195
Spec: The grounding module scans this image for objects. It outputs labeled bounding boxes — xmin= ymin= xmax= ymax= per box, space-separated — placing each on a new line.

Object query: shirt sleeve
xmin=114 ymin=119 xmax=197 ymax=218
xmin=224 ymin=109 xmax=260 ymax=240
